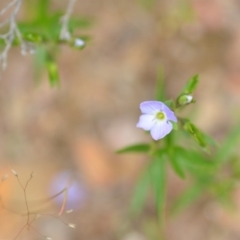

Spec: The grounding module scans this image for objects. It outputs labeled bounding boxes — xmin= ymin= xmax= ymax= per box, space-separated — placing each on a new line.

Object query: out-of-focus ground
xmin=1 ymin=0 xmax=240 ymax=239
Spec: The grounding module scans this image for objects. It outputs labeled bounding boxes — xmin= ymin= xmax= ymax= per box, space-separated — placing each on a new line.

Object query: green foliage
xmin=169 ymin=151 xmax=185 ymax=179
xmin=4 ymin=0 xmax=92 ymax=87
xmin=117 ymin=73 xmax=240 ymax=234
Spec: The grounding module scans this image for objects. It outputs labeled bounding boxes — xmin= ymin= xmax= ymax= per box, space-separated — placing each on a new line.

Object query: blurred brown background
xmin=1 ymin=0 xmax=240 ymax=239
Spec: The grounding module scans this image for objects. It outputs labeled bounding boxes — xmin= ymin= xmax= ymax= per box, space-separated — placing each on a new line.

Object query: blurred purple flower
xmin=49 ymin=171 xmax=87 ymax=210
xmin=136 ymin=101 xmax=177 ymax=140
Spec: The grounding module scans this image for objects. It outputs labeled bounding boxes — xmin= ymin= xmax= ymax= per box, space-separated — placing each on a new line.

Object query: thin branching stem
xmin=59 ymin=0 xmax=77 ymax=40
xmin=0 ymin=170 xmax=75 ymax=239
xmin=0 ymin=0 xmax=23 ymax=70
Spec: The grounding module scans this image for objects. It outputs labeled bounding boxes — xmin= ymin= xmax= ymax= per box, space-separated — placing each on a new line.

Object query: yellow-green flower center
xmin=156 ymin=111 xmax=165 ymax=120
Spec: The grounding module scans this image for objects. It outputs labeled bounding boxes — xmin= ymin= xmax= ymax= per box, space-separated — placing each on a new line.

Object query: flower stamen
xmin=156 ymin=112 xmax=165 ymax=120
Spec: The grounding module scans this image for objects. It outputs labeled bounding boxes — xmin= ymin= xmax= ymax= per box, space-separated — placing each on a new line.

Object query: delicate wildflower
xmin=136 ymin=101 xmax=177 ymax=140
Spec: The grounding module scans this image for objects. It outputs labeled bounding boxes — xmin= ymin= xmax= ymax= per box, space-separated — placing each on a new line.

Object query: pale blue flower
xmin=136 ymin=101 xmax=177 ymax=140
xmin=49 ymin=171 xmax=87 ymax=209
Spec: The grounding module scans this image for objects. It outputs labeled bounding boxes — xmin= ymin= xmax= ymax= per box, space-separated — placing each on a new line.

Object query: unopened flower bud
xmin=74 ymin=38 xmax=85 ymax=49
xmin=178 ymin=94 xmax=193 ymax=106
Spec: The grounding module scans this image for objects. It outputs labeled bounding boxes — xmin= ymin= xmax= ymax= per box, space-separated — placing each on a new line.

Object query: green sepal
xmin=171 ymin=121 xmax=178 ymax=130
xmin=164 ymin=99 xmax=175 ymax=110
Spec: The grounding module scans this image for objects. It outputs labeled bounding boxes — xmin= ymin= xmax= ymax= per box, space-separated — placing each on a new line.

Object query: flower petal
xmin=163 ymin=105 xmax=177 ymax=122
xmin=136 ymin=114 xmax=155 ymax=131
xmin=150 ymin=121 xmax=173 ymax=140
xmin=140 ymin=101 xmax=164 ymax=114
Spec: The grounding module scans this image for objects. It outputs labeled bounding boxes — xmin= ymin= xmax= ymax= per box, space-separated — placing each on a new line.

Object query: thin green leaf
xmin=216 ymin=125 xmax=240 ymax=163
xmin=183 ymin=75 xmax=199 ymax=94
xmin=130 ymin=170 xmax=150 ymax=215
xmin=116 ymin=143 xmax=150 ymax=154
xmin=183 ymin=121 xmax=208 ymax=150
xmin=174 ymin=146 xmax=215 ymax=169
xmin=169 ymin=157 xmax=185 ymax=179
xmin=150 ymin=154 xmax=166 ymax=220
xmin=168 ymin=146 xmax=185 ymax=179
xmin=171 ymin=183 xmax=204 ymax=215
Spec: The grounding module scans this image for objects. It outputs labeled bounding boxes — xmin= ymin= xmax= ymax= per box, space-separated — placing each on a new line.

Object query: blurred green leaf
xmin=155 ymin=67 xmax=165 ymax=101
xmin=33 ymin=46 xmax=47 ymax=80
xmin=211 ymin=180 xmax=235 ymax=207
xmin=130 ymin=170 xmax=150 ymax=215
xmin=182 ymin=75 xmax=198 ymax=94
xmin=150 ymin=152 xmax=166 ymax=220
xmin=23 ymin=32 xmax=44 ymax=43
xmin=174 ymin=146 xmax=215 ymax=169
xmin=183 ymin=121 xmax=208 ymax=150
xmin=37 ymin=0 xmax=50 ymax=21
xmin=171 ymin=183 xmax=204 ymax=215
xmin=169 ymin=156 xmax=185 ymax=179
xmin=116 ymin=143 xmax=150 ymax=154
xmin=216 ymin=125 xmax=240 ymax=163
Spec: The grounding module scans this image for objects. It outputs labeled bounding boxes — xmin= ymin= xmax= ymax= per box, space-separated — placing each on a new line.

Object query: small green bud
xmin=178 ymin=94 xmax=193 ymax=106
xmin=46 ymin=60 xmax=60 ymax=87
